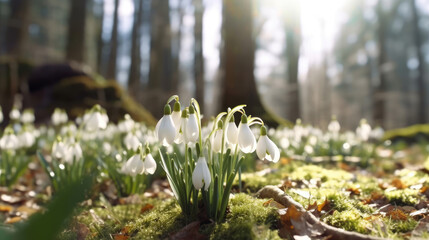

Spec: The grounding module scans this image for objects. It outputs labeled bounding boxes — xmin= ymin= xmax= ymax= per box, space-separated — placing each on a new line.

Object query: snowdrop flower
xmin=124 ymin=132 xmax=140 ymax=151
xmin=356 ymin=119 xmax=371 ymax=141
xmin=52 ymin=108 xmax=68 ymax=125
xmin=211 ymin=120 xmax=224 ymax=153
xmin=328 ymin=115 xmax=340 ymax=133
xmin=171 ymin=101 xmax=182 ymax=134
xmin=121 ymin=154 xmax=144 ymax=176
xmin=226 ymin=115 xmax=238 ymax=145
xmin=142 ymin=147 xmax=157 ymax=174
xmin=118 ymin=114 xmax=135 ymax=132
xmin=0 ymin=106 xmax=3 ymax=123
xmin=185 ymin=106 xmax=199 ymax=143
xmin=65 ymin=141 xmax=83 ymax=163
xmin=237 ymin=115 xmax=256 ymax=153
xmin=21 ymin=109 xmax=35 ymax=124
xmin=18 ymin=130 xmax=35 ymax=148
xmin=192 ymin=156 xmax=211 ymax=191
xmin=0 ymin=127 xmax=19 ymax=150
xmin=84 ymin=106 xmax=108 ymax=131
xmin=156 ymin=104 xmax=176 ymax=146
xmin=174 ymin=109 xmax=188 ymax=144
xmin=256 ymin=126 xmax=280 ymax=163
xmin=9 ymin=107 xmax=20 ymax=121
xmin=370 ymin=127 xmax=384 ymax=140
xmin=52 ymin=138 xmax=69 ymax=160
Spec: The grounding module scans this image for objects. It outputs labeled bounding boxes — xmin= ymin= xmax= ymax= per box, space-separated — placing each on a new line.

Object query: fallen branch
xmin=256 ymin=185 xmax=388 ymax=240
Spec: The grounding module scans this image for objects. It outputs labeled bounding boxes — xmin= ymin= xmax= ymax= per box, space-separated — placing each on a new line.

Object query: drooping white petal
xmin=0 ymin=134 xmax=19 ymax=150
xmin=156 ymin=115 xmax=176 ymax=146
xmin=257 ymin=135 xmax=280 ymax=163
xmin=123 ymin=155 xmax=144 ymax=176
xmin=171 ymin=111 xmax=181 ymax=133
xmin=238 ymin=123 xmax=256 ymax=153
xmin=192 ymin=157 xmax=211 ymax=190
xmin=18 ymin=131 xmax=35 ymax=148
xmin=212 ymin=129 xmax=223 ymax=153
xmin=124 ymin=132 xmax=140 ymax=151
xmin=52 ymin=141 xmax=69 ymax=159
xmin=186 ymin=113 xmax=199 ymax=143
xmin=85 ymin=112 xmax=106 ymax=131
xmin=69 ymin=143 xmax=83 ymax=162
xmin=142 ymin=154 xmax=157 ymax=175
xmin=226 ymin=122 xmax=238 ymax=145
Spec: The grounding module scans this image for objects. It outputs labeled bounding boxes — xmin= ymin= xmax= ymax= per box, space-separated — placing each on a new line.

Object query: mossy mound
xmin=383 ymin=124 xmax=429 ymax=143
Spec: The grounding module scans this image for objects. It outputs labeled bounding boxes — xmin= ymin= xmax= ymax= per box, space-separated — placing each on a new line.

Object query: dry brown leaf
xmin=391 ymin=178 xmax=407 ymax=189
xmin=112 ymin=234 xmax=129 ymax=240
xmin=140 ymin=203 xmax=154 ymax=213
xmin=0 ymin=205 xmax=13 ymax=212
xmin=346 ymin=187 xmax=361 ymax=196
xmin=169 ymin=221 xmax=206 ymax=240
xmin=263 ymin=199 xmax=286 ymax=209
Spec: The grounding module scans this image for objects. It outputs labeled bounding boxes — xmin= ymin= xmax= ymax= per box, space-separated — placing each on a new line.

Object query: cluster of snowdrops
xmin=0 ymin=95 xmax=383 ymax=222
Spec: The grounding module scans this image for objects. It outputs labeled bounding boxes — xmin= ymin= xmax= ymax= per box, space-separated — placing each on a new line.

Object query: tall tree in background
xmin=221 ymin=0 xmax=266 ymax=119
xmin=171 ymin=0 xmax=184 ymax=94
xmin=96 ymin=0 xmax=105 ymax=73
xmin=106 ymin=0 xmax=120 ymax=80
xmin=411 ymin=0 xmax=426 ymax=123
xmin=148 ymin=0 xmax=172 ymax=90
xmin=66 ymin=0 xmax=87 ymax=63
xmin=194 ymin=0 xmax=204 ymax=109
xmin=5 ymin=0 xmax=30 ymax=57
xmin=284 ymin=0 xmax=301 ymax=122
xmin=128 ymin=0 xmax=144 ymax=99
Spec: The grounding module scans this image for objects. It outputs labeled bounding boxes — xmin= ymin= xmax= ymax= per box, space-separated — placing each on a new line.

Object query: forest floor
xmin=1 ymin=144 xmax=429 ymax=240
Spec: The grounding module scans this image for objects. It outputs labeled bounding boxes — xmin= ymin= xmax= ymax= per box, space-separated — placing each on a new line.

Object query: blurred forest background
xmin=0 ymin=0 xmax=429 ymax=130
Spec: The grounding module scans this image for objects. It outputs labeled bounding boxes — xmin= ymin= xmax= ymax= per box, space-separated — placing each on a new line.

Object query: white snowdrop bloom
xmin=156 ymin=104 xmax=176 ymax=146
xmin=370 ymin=127 xmax=384 ymax=140
xmin=121 ymin=154 xmax=144 ymax=176
xmin=0 ymin=128 xmax=19 ymax=150
xmin=118 ymin=114 xmax=134 ymax=132
xmin=124 ymin=132 xmax=140 ymax=151
xmin=171 ymin=101 xmax=182 ymax=135
xmin=256 ymin=126 xmax=280 ymax=163
xmin=226 ymin=117 xmax=238 ymax=145
xmin=142 ymin=153 xmax=157 ymax=175
xmin=52 ymin=140 xmax=69 ymax=159
xmin=102 ymin=142 xmax=112 ymax=155
xmin=85 ymin=111 xmax=108 ymax=131
xmin=9 ymin=108 xmax=20 ymax=121
xmin=212 ymin=129 xmax=223 ymax=153
xmin=192 ymin=157 xmax=211 ymax=191
xmin=52 ymin=108 xmax=68 ymax=125
xmin=175 ymin=109 xmax=188 ymax=144
xmin=328 ymin=117 xmax=341 ymax=133
xmin=18 ymin=131 xmax=35 ymax=148
xmin=237 ymin=115 xmax=256 ymax=153
xmin=65 ymin=142 xmax=83 ymax=163
xmin=185 ymin=106 xmax=199 ymax=143
xmin=21 ymin=109 xmax=35 ymax=123
xmin=356 ymin=119 xmax=371 ymax=141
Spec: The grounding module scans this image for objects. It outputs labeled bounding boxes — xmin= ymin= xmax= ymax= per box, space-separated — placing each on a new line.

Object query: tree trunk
xmin=221 ymin=0 xmax=266 ymax=119
xmin=128 ymin=0 xmax=144 ymax=99
xmin=194 ymin=0 xmax=204 ymax=110
xmin=5 ymin=0 xmax=30 ymax=57
xmin=374 ymin=1 xmax=387 ymax=127
xmin=96 ymin=0 xmax=105 ymax=74
xmin=284 ymin=0 xmax=301 ymax=123
xmin=171 ymin=0 xmax=184 ymax=96
xmin=66 ymin=0 xmax=87 ymax=63
xmin=411 ymin=0 xmax=426 ymax=123
xmin=106 ymin=0 xmax=120 ymax=80
xmin=148 ymin=0 xmax=172 ymax=90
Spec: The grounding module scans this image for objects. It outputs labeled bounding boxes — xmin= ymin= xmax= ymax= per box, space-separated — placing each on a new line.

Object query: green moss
xmin=325 ymin=209 xmax=370 ymax=234
xmin=239 ymin=172 xmax=283 ymax=193
xmin=385 ymin=189 xmax=419 ymax=205
xmin=386 ymin=218 xmax=418 ymax=233
xmin=205 ymin=194 xmax=280 ymax=240
xmin=131 ymin=199 xmax=185 ymax=239
xmin=289 ymin=165 xmax=353 ymax=183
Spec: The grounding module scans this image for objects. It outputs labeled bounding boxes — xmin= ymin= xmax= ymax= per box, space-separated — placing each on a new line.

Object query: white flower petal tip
xmin=238 ymin=123 xmax=256 ymax=153
xmin=143 ymin=154 xmax=157 ymax=175
xmin=256 ymin=135 xmax=280 ymax=163
xmin=211 ymin=129 xmax=223 ymax=153
xmin=122 ymin=155 xmax=144 ymax=176
xmin=192 ymin=157 xmax=211 ymax=191
xmin=156 ymin=115 xmax=176 ymax=146
xmin=186 ymin=113 xmax=199 ymax=143
xmin=226 ymin=122 xmax=238 ymax=145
